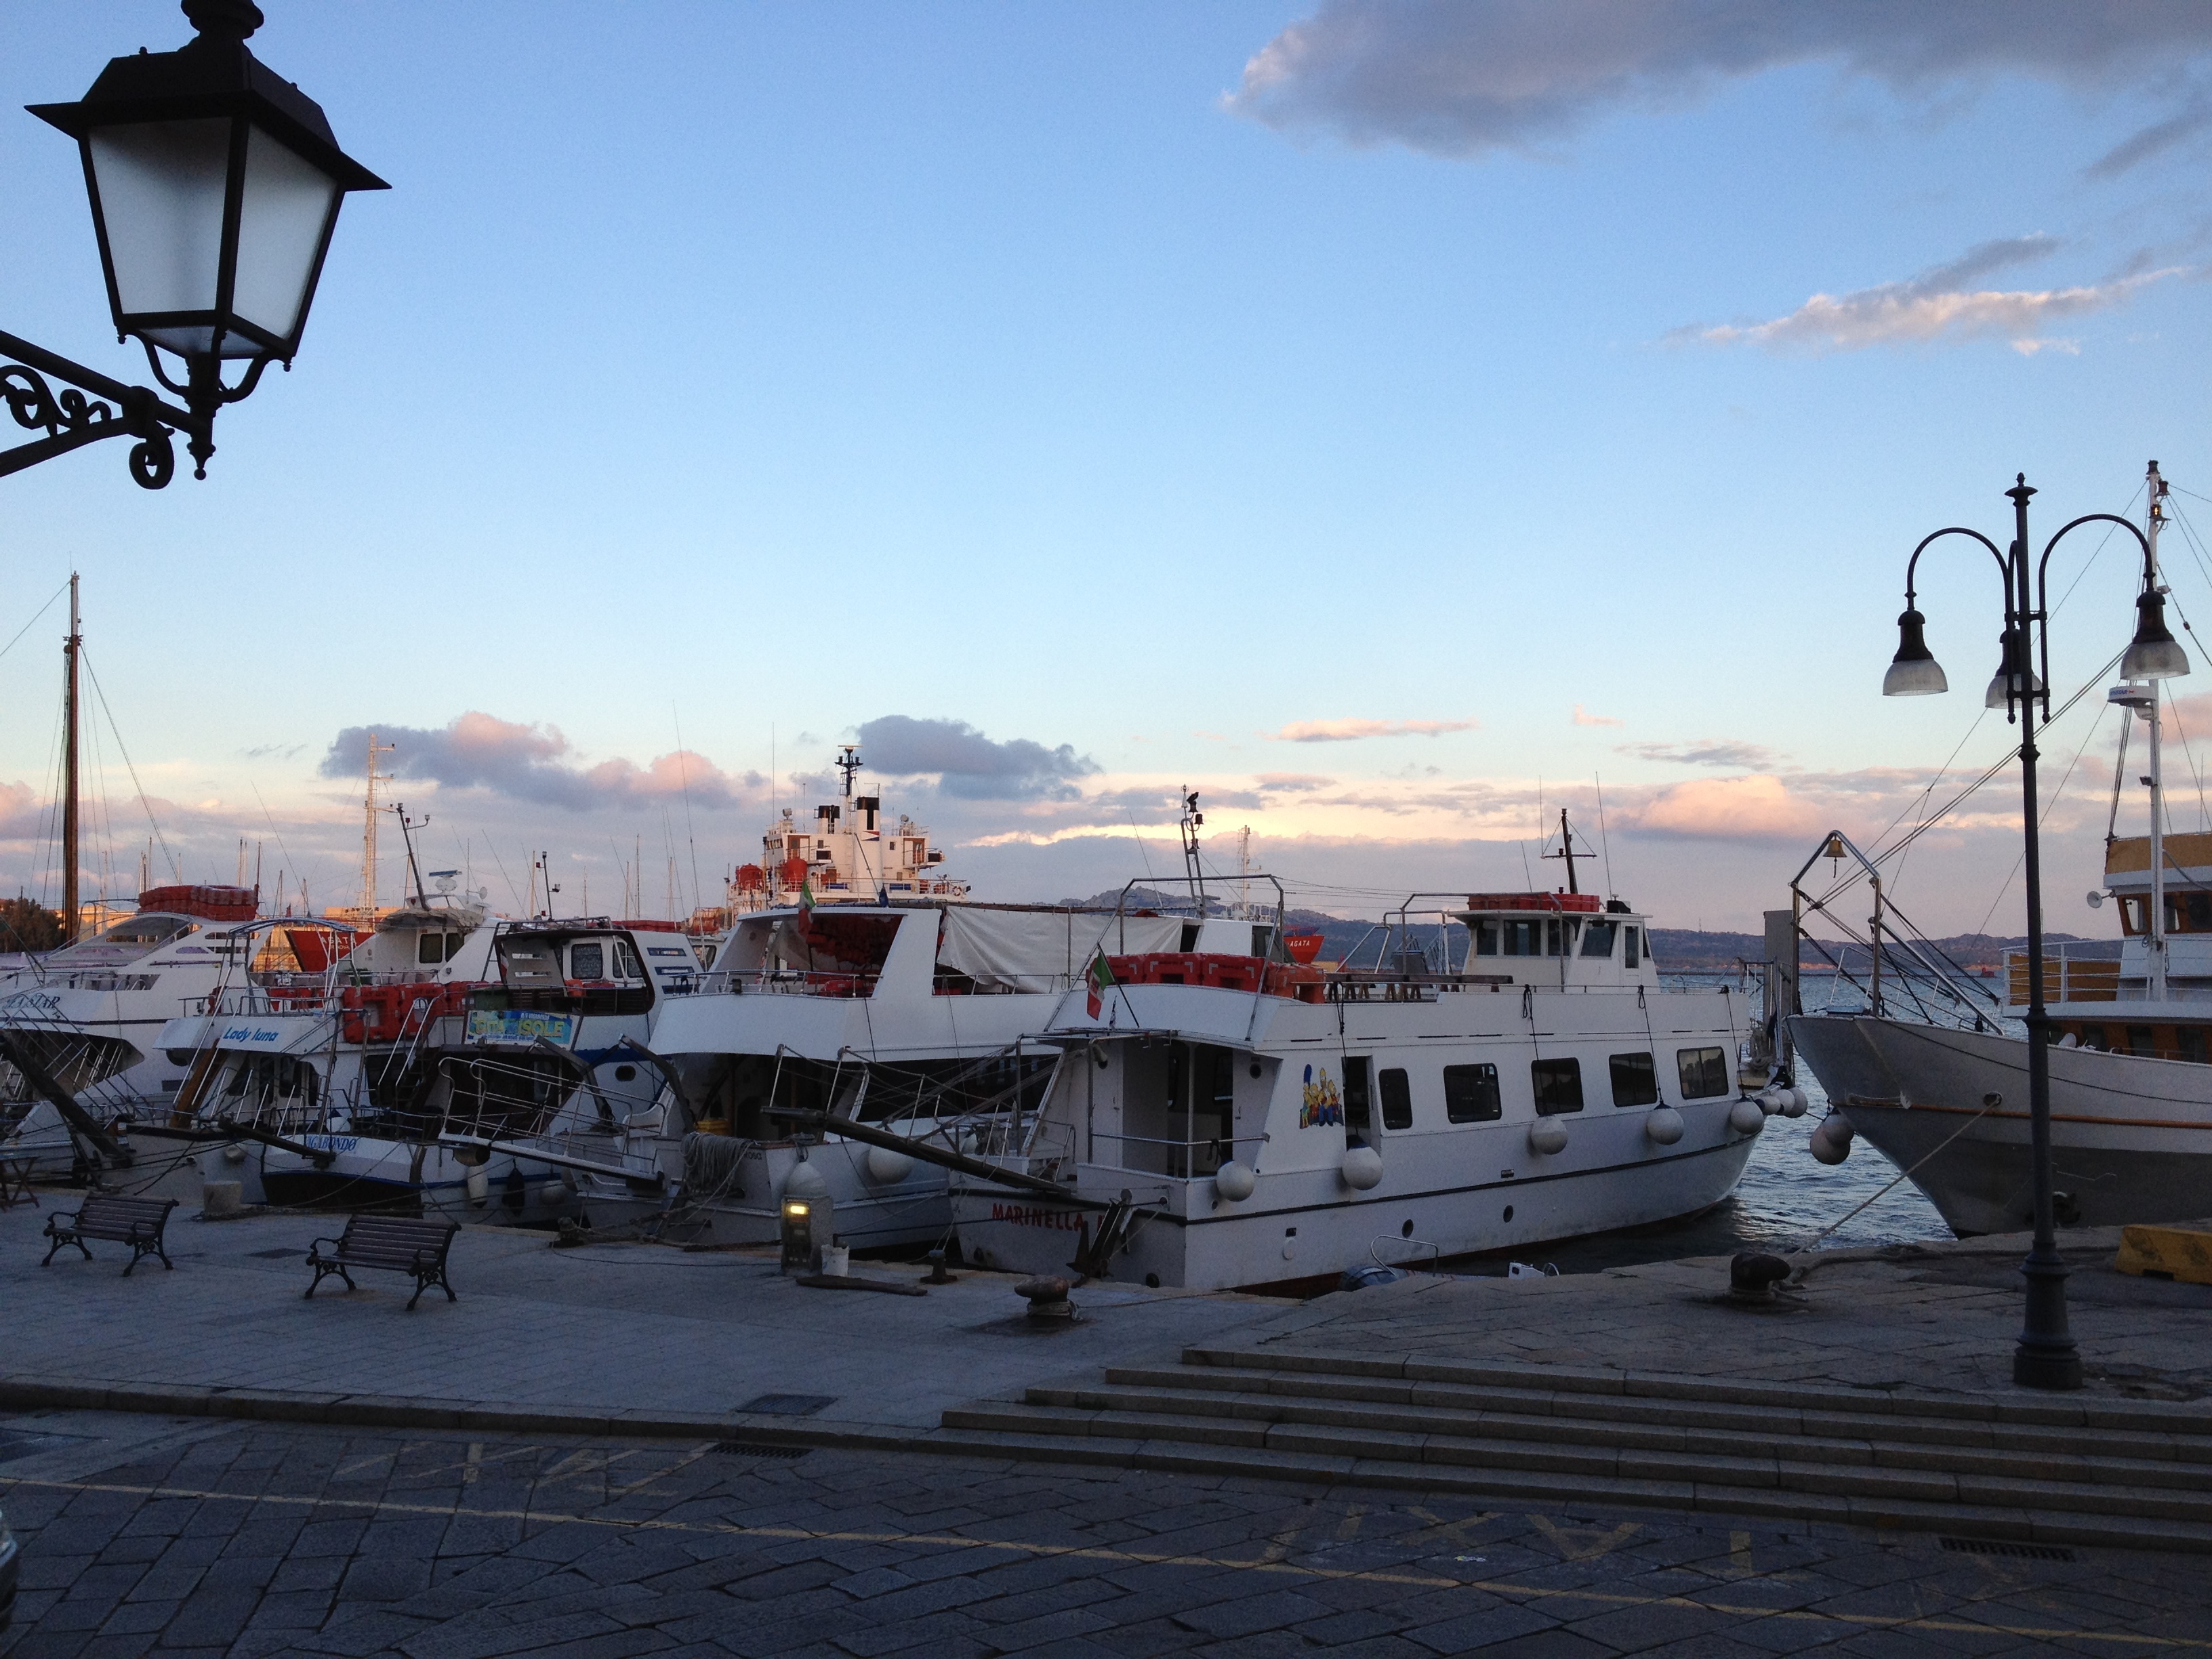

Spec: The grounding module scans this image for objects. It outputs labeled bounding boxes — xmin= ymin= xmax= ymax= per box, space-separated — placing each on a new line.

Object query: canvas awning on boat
xmin=934 ymin=908 xmax=1182 ymax=991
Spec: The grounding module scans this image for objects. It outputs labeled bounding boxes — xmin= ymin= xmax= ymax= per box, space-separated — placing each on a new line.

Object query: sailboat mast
xmin=1559 ymin=808 xmax=1579 ymax=895
xmin=2148 ymin=459 xmax=2171 ymax=1002
xmin=62 ymin=574 xmax=80 ymax=942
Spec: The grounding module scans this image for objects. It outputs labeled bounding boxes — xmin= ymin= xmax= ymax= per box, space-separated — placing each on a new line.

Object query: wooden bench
xmin=42 ymin=1194 xmax=177 ymax=1275
xmin=305 ymin=1214 xmax=459 ymax=1310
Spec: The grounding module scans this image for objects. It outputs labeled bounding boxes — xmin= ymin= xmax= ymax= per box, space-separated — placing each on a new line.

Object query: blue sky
xmin=4 ymin=1 xmax=2212 ymax=933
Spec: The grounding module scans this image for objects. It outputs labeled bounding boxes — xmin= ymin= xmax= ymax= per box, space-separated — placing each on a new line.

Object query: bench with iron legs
xmin=305 ymin=1214 xmax=459 ymax=1310
xmin=42 ymin=1194 xmax=176 ymax=1275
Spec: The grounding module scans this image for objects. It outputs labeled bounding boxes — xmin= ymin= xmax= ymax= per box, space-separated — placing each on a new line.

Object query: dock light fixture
xmin=2121 ymin=586 xmax=2191 ymax=682
xmin=1882 ymin=607 xmax=1946 ymax=697
xmin=1878 ymin=470 xmax=2173 ymax=1393
xmin=1982 ymin=632 xmax=2047 ymax=710
xmin=3 ymin=0 xmax=384 ymax=489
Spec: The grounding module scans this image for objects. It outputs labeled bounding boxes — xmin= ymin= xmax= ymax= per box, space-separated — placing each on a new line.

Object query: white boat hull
xmin=1788 ymin=1013 xmax=2212 ymax=1234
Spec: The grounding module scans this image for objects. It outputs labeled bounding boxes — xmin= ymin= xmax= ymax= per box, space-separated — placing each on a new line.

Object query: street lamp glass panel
xmin=1984 ymin=666 xmax=2046 ymax=709
xmin=86 ymin=119 xmax=231 ymax=346
xmin=1883 ymin=657 xmax=1948 ymax=697
xmin=232 ymin=125 xmax=340 ymax=342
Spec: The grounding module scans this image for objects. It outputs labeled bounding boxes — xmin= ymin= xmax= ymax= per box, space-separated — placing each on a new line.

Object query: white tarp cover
xmin=935 ymin=908 xmax=1183 ymax=992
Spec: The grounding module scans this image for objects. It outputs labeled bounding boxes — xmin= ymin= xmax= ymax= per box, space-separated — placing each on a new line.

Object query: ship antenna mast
xmin=1179 ymin=789 xmax=1206 ymax=914
xmin=361 ymin=733 xmax=394 ymax=920
xmin=391 ymin=803 xmax=430 ymax=909
xmin=1542 ymin=807 xmax=1595 ymax=895
xmin=836 ymin=743 xmax=863 ymax=798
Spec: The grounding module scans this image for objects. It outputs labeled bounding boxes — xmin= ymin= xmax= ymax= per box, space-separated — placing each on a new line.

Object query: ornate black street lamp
xmin=1883 ymin=472 xmax=2183 ymax=1391
xmin=3 ymin=0 xmax=384 ymax=489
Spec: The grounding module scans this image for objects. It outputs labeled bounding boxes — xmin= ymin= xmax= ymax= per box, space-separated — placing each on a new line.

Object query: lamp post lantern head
xmin=1883 ymin=605 xmax=1948 ymax=697
xmin=1983 ymin=630 xmax=2045 ymax=711
xmin=2121 ymin=586 xmax=2191 ymax=681
xmin=27 ymin=0 xmax=388 ymax=375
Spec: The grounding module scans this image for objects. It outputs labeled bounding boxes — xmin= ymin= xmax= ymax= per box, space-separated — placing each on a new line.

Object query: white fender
xmin=1645 ymin=1106 xmax=1685 ymax=1145
xmin=466 ymin=1164 xmax=489 ymax=1205
xmin=1214 ymin=1160 xmax=1256 ymax=1202
xmin=1809 ymin=1114 xmax=1853 ymax=1165
xmin=1729 ymin=1099 xmax=1767 ymax=1136
xmin=782 ymin=1160 xmax=830 ymax=1202
xmin=1528 ymin=1118 xmax=1569 ymax=1155
xmin=1341 ymin=1145 xmax=1385 ymax=1190
xmin=865 ymin=1144 xmax=915 ymax=1185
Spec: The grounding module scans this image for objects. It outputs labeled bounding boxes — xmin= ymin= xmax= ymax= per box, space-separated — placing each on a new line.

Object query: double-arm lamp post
xmin=3 ymin=0 xmax=384 ymax=489
xmin=1883 ymin=472 xmax=2186 ymax=1391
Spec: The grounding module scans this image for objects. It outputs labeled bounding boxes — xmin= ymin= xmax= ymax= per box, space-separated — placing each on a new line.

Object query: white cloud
xmin=1689 ymin=269 xmax=2186 ymax=354
xmin=1271 ymin=718 xmax=1477 ymax=743
xmin=1572 ymin=705 xmax=1622 ymax=728
xmin=1225 ymin=1 xmax=2212 ymax=159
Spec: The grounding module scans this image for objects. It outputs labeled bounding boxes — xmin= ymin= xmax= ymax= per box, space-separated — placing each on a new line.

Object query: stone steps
xmin=929 ymin=1346 xmax=2212 ymax=1553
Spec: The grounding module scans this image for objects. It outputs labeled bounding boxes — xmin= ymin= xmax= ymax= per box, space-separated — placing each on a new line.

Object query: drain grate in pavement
xmin=249 ymin=1248 xmax=300 ymax=1258
xmin=737 ymin=1393 xmax=837 ymax=1416
xmin=714 ymin=1441 xmax=811 ymax=1459
xmin=1940 ymin=1536 xmax=2076 ymax=1561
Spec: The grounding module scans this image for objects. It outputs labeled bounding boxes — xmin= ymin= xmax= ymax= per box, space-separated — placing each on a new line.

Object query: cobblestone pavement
xmin=2 ymin=1410 xmax=2207 ymax=1658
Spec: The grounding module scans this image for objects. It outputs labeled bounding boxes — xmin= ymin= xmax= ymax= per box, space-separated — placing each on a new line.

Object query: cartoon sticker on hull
xmin=1299 ymin=1063 xmax=1343 ymax=1128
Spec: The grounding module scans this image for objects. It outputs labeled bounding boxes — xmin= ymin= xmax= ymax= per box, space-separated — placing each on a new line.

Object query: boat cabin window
xmin=2077 ymin=1023 xmax=2107 ymax=1050
xmin=614 ymin=939 xmax=643 ymax=980
xmin=2126 ymin=1025 xmax=2157 ymax=1057
xmin=570 ymin=941 xmax=605 ymax=980
xmin=1579 ymin=921 xmax=1617 ymax=960
xmin=1609 ymin=1052 xmax=1658 ymax=1107
xmin=1443 ymin=1063 xmax=1500 ymax=1122
xmin=2165 ymin=892 xmax=2212 ymax=933
xmin=1379 ymin=1067 xmax=1412 ymax=1130
xmin=1677 ymin=1046 xmax=1729 ymax=1099
xmin=1496 ymin=918 xmax=1565 ymax=958
xmin=2119 ymin=898 xmax=2148 ymax=936
xmin=2181 ymin=1027 xmax=2207 ymax=1064
xmin=96 ymin=916 xmax=192 ymax=945
xmin=1343 ymin=1057 xmax=1372 ymax=1137
xmin=1532 ymin=1057 xmax=1583 ymax=1114
xmin=416 ymin=931 xmax=467 ymax=965
xmin=1624 ymin=926 xmax=1641 ymax=968
xmin=502 ymin=941 xmax=562 ymax=987
xmin=1472 ymin=919 xmax=1497 ymax=956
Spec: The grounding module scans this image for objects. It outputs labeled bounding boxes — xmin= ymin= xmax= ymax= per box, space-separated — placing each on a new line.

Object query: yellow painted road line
xmin=0 ymin=1474 xmax=2198 ymax=1649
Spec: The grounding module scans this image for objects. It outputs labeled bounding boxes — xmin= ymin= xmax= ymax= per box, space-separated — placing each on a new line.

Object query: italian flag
xmin=1086 ymin=950 xmax=1113 ymax=1018
xmin=798 ymin=876 xmax=815 ymax=914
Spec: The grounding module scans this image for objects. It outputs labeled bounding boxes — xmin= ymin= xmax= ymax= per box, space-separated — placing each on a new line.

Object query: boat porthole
xmin=1503 ymin=1205 xmax=1515 ymax=1223
xmin=1145 ymin=1273 xmax=1160 ymax=1288
xmin=1248 ymin=1062 xmax=1262 ymax=1078
xmin=1401 ymin=1218 xmax=1414 ymax=1237
xmin=614 ymin=1065 xmax=637 ymax=1082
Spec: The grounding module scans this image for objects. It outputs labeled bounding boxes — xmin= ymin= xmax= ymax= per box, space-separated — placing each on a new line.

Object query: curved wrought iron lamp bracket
xmin=1902 ymin=526 xmax=2009 ymax=610
xmin=2029 ymin=512 xmax=2154 ymax=718
xmin=1 ymin=329 xmax=207 ymax=489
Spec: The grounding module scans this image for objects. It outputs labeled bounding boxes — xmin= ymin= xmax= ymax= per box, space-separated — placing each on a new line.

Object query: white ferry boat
xmin=951 ymin=884 xmax=1765 ymax=1293
xmin=567 ymin=759 xmax=1250 ymax=1250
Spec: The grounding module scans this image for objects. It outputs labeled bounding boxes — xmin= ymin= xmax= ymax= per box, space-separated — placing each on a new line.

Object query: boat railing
xmin=2003 ymin=947 xmax=2122 ymax=1008
xmin=1081 ymin=1125 xmax=1263 ymax=1176
xmin=698 ymin=968 xmax=882 ymax=998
